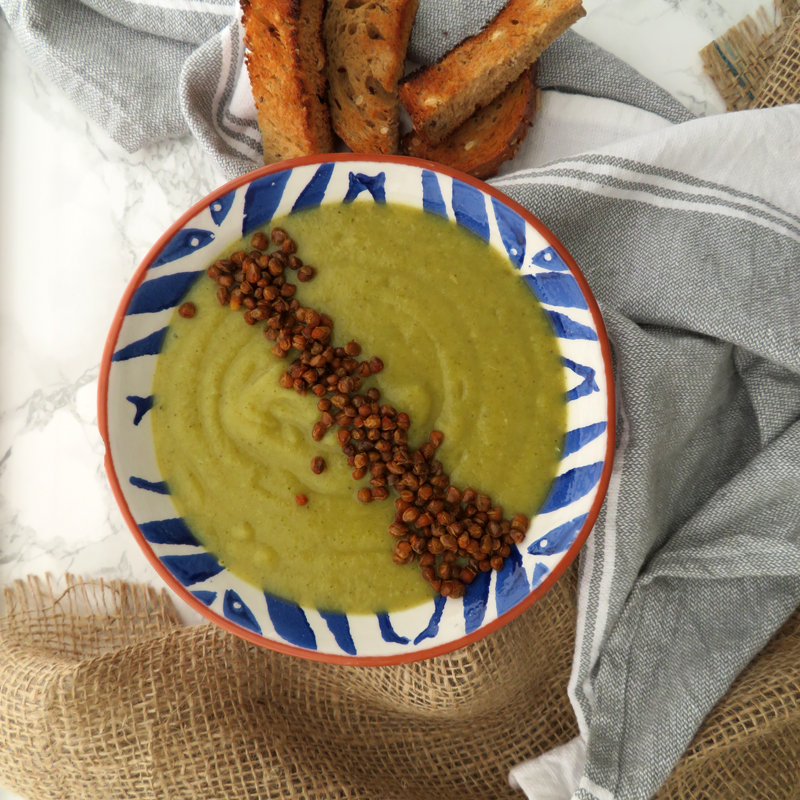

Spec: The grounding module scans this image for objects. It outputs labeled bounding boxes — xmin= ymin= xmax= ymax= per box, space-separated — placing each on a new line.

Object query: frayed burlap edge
xmin=751 ymin=12 xmax=800 ymax=107
xmin=700 ymin=0 xmax=799 ymax=111
xmin=0 ymin=569 xmax=580 ymax=800
xmin=1 ymin=569 xmax=798 ymax=800
xmin=1 ymin=573 xmax=182 ymax=658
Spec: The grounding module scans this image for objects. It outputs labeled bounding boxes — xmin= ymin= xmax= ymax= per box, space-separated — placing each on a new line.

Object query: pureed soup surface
xmin=151 ymin=203 xmax=566 ymax=614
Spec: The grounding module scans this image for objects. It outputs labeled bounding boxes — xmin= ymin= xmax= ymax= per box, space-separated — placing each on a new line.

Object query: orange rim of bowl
xmin=98 ymin=153 xmax=616 ymax=666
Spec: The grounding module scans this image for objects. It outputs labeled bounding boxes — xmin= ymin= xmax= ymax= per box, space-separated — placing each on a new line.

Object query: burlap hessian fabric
xmin=0 ymin=570 xmax=798 ymax=800
xmin=701 ymin=0 xmax=800 ymax=111
xmin=752 ymin=11 xmax=800 ymax=107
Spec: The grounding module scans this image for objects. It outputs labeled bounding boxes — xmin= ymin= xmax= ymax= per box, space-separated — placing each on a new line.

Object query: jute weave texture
xmin=0 ymin=570 xmax=798 ymax=800
xmin=701 ymin=0 xmax=800 ymax=111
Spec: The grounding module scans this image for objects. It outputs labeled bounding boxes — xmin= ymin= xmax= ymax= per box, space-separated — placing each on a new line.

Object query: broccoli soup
xmin=151 ymin=202 xmax=565 ymax=614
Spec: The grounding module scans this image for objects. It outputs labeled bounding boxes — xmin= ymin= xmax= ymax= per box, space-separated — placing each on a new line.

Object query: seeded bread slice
xmin=242 ymin=0 xmax=333 ymax=164
xmin=398 ymin=0 xmax=584 ymax=145
xmin=402 ymin=65 xmax=538 ymax=179
xmin=324 ymin=0 xmax=420 ymax=154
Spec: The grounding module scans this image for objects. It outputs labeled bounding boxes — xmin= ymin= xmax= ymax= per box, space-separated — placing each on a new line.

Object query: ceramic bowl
xmin=99 ymin=155 xmax=614 ymax=665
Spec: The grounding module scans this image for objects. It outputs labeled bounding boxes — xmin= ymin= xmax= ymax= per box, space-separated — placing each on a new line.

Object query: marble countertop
xmin=0 ymin=1 xmax=762 ymax=796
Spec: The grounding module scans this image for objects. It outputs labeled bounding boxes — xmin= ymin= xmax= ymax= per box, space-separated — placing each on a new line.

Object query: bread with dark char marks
xmin=403 ymin=65 xmax=538 ymax=179
xmin=399 ymin=0 xmax=584 ymax=145
xmin=242 ymin=0 xmax=333 ymax=164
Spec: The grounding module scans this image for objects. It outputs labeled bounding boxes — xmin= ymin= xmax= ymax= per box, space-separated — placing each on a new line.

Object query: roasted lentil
xmin=311 ymin=457 xmax=326 ymax=475
xmin=204 ymin=225 xmax=534 ymax=599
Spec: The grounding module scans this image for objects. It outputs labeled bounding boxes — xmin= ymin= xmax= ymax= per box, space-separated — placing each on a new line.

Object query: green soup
xmin=151 ymin=203 xmax=565 ymax=613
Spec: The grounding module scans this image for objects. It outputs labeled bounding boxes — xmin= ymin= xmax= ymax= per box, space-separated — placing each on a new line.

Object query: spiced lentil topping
xmin=311 ymin=456 xmax=326 ymax=475
xmin=202 ymin=227 xmax=530 ymax=598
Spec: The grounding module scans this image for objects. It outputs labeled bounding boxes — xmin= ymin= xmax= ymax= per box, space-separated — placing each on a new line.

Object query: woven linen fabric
xmin=1 ymin=2 xmax=800 ymax=799
xmin=498 ymin=97 xmax=800 ymax=799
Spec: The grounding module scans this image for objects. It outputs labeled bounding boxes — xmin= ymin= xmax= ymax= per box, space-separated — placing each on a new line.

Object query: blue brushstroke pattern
xmin=528 ymin=514 xmax=589 ymax=556
xmin=463 ymin=569 xmax=491 ymax=634
xmin=209 ymin=189 xmax=235 ymax=226
xmin=126 ymin=395 xmax=154 ymax=426
xmin=563 ymin=358 xmax=600 ymax=402
xmin=377 ymin=613 xmax=410 ymax=645
xmin=344 ymin=172 xmax=386 ymax=203
xmin=531 ymin=245 xmax=569 ymax=271
xmin=547 ymin=311 xmax=599 ymax=341
xmin=421 ymin=170 xmax=447 ymax=218
xmin=563 ymin=422 xmax=607 ymax=458
xmin=225 ymin=589 xmax=262 ymax=635
xmin=242 ymin=169 xmax=291 ymax=235
xmin=452 ymin=180 xmax=490 ymax=241
xmin=139 ymin=517 xmax=199 ymax=546
xmin=495 ymin=547 xmax=528 ymax=616
xmin=491 ymin=197 xmax=525 ymax=268
xmin=127 ymin=271 xmax=202 ymax=315
xmin=192 ymin=590 xmax=217 ymax=606
xmin=265 ymin=594 xmax=317 ymax=649
xmin=531 ymin=562 xmax=549 ymax=588
xmin=413 ymin=595 xmax=447 ymax=645
xmin=151 ymin=229 xmax=215 ymax=269
xmin=112 ymin=327 xmax=167 ymax=362
xmin=524 ymin=272 xmax=588 ymax=309
xmin=540 ymin=463 xmax=604 ymax=514
xmin=319 ymin=610 xmax=357 ymax=656
xmin=162 ymin=553 xmax=224 ymax=586
xmin=129 ymin=476 xmax=169 ymax=494
xmin=291 ymin=163 xmax=335 ymax=213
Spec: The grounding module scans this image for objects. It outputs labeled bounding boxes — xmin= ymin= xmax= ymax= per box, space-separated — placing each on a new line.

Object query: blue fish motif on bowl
xmin=99 ymin=156 xmax=614 ymax=665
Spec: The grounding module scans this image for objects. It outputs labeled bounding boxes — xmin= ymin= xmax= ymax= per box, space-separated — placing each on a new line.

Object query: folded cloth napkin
xmin=0 ymin=0 xmax=692 ymax=177
xmin=502 ymin=94 xmax=800 ymax=800
xmin=2 ymin=2 xmax=799 ymax=799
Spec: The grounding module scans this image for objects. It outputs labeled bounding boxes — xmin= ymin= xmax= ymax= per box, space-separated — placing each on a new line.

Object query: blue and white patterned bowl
xmin=99 ymin=155 xmax=615 ymax=665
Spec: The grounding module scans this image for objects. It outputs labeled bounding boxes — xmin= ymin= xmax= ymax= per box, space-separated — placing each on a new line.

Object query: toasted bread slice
xmin=399 ymin=0 xmax=584 ymax=145
xmin=325 ymin=0 xmax=419 ymax=154
xmin=242 ymin=0 xmax=333 ymax=164
xmin=403 ymin=65 xmax=538 ymax=179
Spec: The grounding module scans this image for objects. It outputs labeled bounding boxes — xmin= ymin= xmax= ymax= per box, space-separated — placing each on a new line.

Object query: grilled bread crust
xmin=399 ymin=0 xmax=583 ymax=145
xmin=402 ymin=65 xmax=538 ymax=180
xmin=325 ymin=0 xmax=419 ymax=154
xmin=242 ymin=0 xmax=333 ymax=164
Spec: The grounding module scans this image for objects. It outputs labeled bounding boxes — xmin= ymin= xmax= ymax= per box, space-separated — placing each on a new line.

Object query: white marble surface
xmin=0 ymin=2 xmax=764 ymax=797
xmin=575 ymin=0 xmax=767 ymax=115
